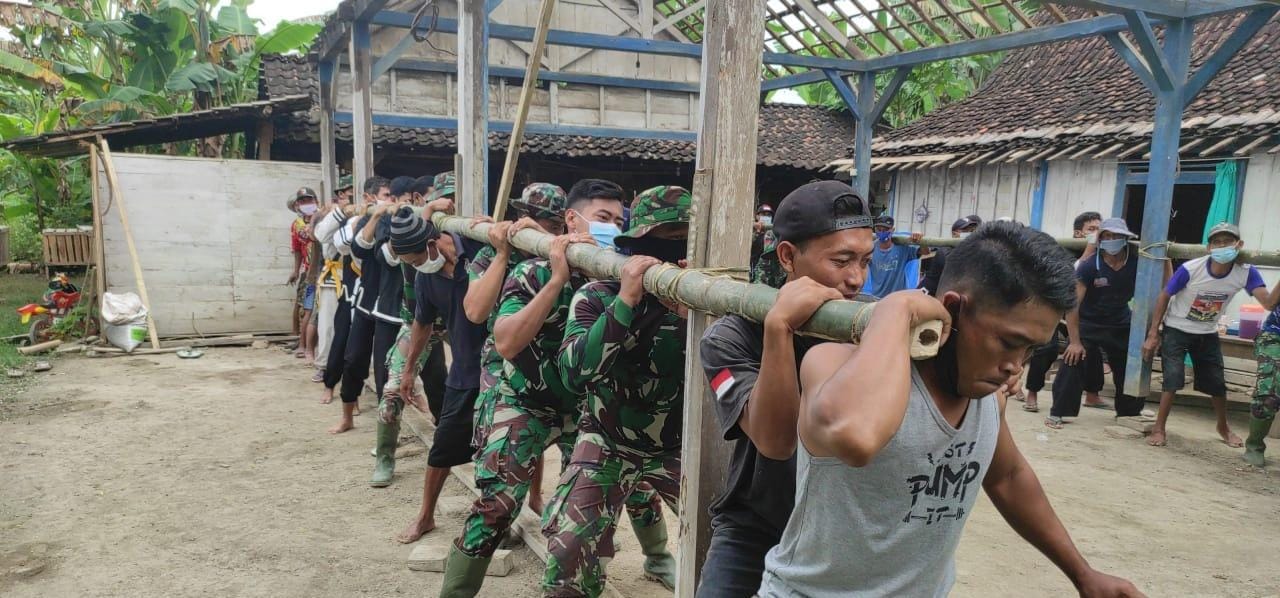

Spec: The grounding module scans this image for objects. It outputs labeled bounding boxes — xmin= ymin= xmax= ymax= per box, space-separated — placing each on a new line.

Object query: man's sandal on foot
xmin=1045 ymin=416 xmax=1064 ymax=429
xmin=1022 ymin=401 xmax=1040 ymax=413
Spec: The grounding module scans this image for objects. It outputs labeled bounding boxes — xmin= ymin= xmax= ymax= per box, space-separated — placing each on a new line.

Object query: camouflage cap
xmin=510 ymin=182 xmax=567 ymax=220
xmin=615 ymin=185 xmax=691 ymax=246
xmin=426 ymin=171 xmax=456 ymax=201
xmin=337 ymin=174 xmax=353 ymax=191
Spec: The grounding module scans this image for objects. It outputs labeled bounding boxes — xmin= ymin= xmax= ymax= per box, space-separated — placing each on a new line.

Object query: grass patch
xmin=0 ymin=273 xmax=57 ymax=370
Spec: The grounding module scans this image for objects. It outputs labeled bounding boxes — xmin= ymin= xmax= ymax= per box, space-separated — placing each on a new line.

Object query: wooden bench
xmin=41 ymin=227 xmax=94 ymax=276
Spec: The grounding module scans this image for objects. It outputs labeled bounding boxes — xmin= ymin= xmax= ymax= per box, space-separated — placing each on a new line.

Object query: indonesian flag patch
xmin=711 ymin=369 xmax=736 ymax=401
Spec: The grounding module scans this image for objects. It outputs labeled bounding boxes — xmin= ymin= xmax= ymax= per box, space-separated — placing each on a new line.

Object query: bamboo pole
xmin=89 ymin=144 xmax=106 ymax=334
xmin=903 ymin=236 xmax=1280 ymax=266
xmin=97 ymin=137 xmax=161 ymax=350
xmin=433 ymin=214 xmax=945 ymax=359
xmin=493 ymin=0 xmax=557 ymax=222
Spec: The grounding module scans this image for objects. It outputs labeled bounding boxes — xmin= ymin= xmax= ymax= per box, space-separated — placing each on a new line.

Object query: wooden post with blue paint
xmin=457 ymin=0 xmax=490 ymax=217
xmin=349 ymin=19 xmax=374 ymax=195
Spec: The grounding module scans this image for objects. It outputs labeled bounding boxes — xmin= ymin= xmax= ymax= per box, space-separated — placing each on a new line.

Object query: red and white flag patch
xmin=711 ymin=369 xmax=736 ymax=401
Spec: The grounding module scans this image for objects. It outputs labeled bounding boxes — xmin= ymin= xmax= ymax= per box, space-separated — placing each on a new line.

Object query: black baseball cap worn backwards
xmin=773 ymin=180 xmax=873 ymax=245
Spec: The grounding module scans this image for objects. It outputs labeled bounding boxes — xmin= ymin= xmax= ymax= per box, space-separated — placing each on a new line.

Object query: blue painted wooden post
xmin=852 ymin=71 xmax=875 ymax=200
xmin=1030 ymin=160 xmax=1048 ymax=230
xmin=1122 ymin=17 xmax=1192 ymax=398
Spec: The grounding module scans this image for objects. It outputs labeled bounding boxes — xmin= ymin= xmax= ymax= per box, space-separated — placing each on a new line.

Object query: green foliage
xmin=0 ymin=0 xmax=321 ymax=238
xmin=49 ymin=303 xmax=90 ymax=339
xmin=6 ymin=215 xmax=43 ymax=262
xmin=763 ymin=6 xmax=1014 ymax=128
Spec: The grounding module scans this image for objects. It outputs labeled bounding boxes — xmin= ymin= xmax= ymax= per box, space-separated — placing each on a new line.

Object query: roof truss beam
xmin=1121 ymin=10 xmax=1177 ymax=91
xmin=316 ymin=0 xmax=394 ymax=61
xmin=1051 ymin=0 xmax=1272 ymax=18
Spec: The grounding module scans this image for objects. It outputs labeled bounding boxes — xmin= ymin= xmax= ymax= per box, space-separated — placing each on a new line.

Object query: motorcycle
xmin=16 ymin=273 xmax=82 ymax=345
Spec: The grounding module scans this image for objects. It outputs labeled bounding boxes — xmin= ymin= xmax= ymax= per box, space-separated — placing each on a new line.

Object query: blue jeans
xmin=697 ymin=519 xmax=778 ymax=598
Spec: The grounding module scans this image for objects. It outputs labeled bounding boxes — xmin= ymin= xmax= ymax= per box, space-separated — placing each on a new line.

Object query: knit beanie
xmin=389 ymin=206 xmax=436 ymax=255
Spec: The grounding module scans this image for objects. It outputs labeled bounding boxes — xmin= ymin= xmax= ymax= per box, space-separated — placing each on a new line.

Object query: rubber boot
xmin=632 ymin=522 xmax=676 ymax=590
xmin=370 ymin=420 xmax=399 ymax=487
xmin=439 ymin=545 xmax=491 ymax=598
xmin=1243 ymin=417 xmax=1273 ymax=468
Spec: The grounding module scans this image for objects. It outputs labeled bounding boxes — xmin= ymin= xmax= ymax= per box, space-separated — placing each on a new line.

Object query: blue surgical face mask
xmin=875 ymin=230 xmax=893 ymax=244
xmin=588 ymin=220 xmax=622 ymax=249
xmin=1099 ymin=239 xmax=1128 ymax=255
xmin=1210 ymin=246 xmax=1239 ymax=264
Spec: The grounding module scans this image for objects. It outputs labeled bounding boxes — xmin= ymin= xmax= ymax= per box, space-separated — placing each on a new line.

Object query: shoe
xmin=311 ymin=369 xmax=325 ymax=383
xmin=632 ymin=521 xmax=676 ymax=590
xmin=370 ymin=420 xmax=400 ymax=487
xmin=439 ymin=545 xmax=491 ymax=598
xmin=1244 ymin=416 xmax=1272 ymax=468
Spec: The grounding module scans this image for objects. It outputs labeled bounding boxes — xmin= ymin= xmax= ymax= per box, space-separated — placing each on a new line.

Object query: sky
xmin=246 ymin=0 xmax=342 ymax=32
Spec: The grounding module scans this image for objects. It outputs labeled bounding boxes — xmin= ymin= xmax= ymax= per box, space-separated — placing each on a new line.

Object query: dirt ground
xmin=1 ymin=346 xmax=1277 ymax=597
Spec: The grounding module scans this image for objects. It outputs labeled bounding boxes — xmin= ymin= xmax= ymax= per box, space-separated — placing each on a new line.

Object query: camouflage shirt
xmin=493 ymin=257 xmax=588 ymax=411
xmin=558 ymin=280 xmax=687 ymax=453
xmin=751 ymin=230 xmax=786 ymax=289
xmin=469 ymin=246 xmax=535 ymax=394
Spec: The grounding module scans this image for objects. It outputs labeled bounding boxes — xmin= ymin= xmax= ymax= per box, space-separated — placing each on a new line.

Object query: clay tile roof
xmin=260 ymin=54 xmax=855 ymax=170
xmin=871 ymin=12 xmax=1280 ymax=162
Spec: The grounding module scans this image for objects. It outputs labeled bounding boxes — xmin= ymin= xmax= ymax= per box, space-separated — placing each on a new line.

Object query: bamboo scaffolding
xmin=432 ymin=214 xmax=945 ymax=359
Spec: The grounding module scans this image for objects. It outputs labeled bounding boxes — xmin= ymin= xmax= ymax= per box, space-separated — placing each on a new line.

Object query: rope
xmin=848 ymin=300 xmax=875 ymax=342
xmin=648 ymin=264 xmax=750 ymax=313
xmin=1138 ymin=241 xmax=1172 ymax=261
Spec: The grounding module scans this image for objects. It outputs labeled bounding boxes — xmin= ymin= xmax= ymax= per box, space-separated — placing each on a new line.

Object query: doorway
xmin=1122 ymin=183 xmax=1215 ymax=245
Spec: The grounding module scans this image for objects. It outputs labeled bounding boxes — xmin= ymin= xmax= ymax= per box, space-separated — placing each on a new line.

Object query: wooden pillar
xmin=852 ymin=71 xmax=875 ymax=199
xmin=675 ymin=0 xmax=763 ymax=593
xmin=350 ymin=20 xmax=375 ymax=196
xmin=1123 ymin=18 xmax=1192 ymax=397
xmin=255 ymin=119 xmax=274 ymax=161
xmin=318 ymin=58 xmax=339 ymax=204
xmin=457 ymin=0 xmax=490 ymax=217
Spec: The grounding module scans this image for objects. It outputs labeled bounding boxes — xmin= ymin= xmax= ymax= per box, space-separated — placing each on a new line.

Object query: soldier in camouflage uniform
xmin=440 ymin=179 xmax=669 ymax=598
xmin=751 ymin=228 xmax=787 ymax=288
xmin=542 ymin=186 xmax=692 ymax=597
xmin=1245 ymin=289 xmax=1280 ymax=467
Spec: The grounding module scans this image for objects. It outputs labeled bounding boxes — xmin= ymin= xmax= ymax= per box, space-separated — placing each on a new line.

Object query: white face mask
xmin=414 ymin=247 xmax=445 ymax=274
xmin=956 ymin=231 xmax=971 ymax=240
xmin=759 ymin=215 xmax=773 ymax=226
xmin=299 ymin=203 xmax=317 ymax=216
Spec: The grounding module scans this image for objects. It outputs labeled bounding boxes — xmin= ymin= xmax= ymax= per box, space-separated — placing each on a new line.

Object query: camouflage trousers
xmin=542 ymin=430 xmax=680 ymax=598
xmin=1254 ymin=332 xmax=1280 ymax=420
xmin=377 ymin=326 xmax=437 ymax=425
xmin=457 ymin=394 xmax=664 ymax=560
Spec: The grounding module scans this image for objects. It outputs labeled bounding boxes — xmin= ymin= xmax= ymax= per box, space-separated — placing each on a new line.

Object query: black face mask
xmin=624 ymin=237 xmax=688 ymax=264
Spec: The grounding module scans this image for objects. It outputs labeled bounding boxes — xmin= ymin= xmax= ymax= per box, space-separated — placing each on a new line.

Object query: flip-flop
xmin=311 ymin=370 xmax=325 ymax=383
xmin=1022 ymin=402 xmax=1040 ymax=413
xmin=1044 ymin=416 xmax=1064 ymax=429
xmin=1083 ymin=402 xmax=1112 ymax=409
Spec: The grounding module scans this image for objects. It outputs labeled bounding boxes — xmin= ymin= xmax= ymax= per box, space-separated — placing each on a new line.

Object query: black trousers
xmin=1051 ymin=322 xmax=1144 ymax=418
xmin=339 ymin=313 xmax=400 ymax=404
xmin=421 ymin=337 xmax=447 ymax=422
xmin=322 ymin=300 xmax=352 ymax=390
xmin=1025 ymin=328 xmax=1104 ymax=393
xmin=697 ymin=519 xmax=778 ymax=598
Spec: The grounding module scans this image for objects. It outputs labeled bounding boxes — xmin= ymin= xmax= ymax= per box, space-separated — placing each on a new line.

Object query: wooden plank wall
xmin=890 ymin=162 xmax=1036 ymax=237
xmin=97 ymin=154 xmax=322 ymax=337
xmin=1041 ymin=159 xmax=1117 ymax=238
xmin=1240 ymin=153 xmax=1280 ymax=252
xmin=340 ymin=0 xmax=699 ymax=131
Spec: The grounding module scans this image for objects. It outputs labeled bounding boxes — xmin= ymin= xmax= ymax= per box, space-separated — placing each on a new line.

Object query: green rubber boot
xmin=1243 ymin=416 xmax=1273 ymax=468
xmin=439 ymin=545 xmax=491 ymax=598
xmin=369 ymin=420 xmax=399 ymax=487
xmin=633 ymin=522 xmax=676 ymax=590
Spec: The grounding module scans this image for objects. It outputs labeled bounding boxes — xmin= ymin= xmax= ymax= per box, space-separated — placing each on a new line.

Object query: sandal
xmin=1044 ymin=416 xmax=1064 ymax=429
xmin=311 ymin=369 xmax=325 ymax=383
xmin=1022 ymin=401 xmax=1040 ymax=413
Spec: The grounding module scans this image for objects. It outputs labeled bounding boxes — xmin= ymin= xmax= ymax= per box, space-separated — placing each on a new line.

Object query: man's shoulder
xmin=705 ymin=314 xmax=760 ymax=341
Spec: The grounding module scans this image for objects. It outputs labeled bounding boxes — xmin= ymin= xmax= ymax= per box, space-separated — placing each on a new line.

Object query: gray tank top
xmin=759 ymin=365 xmax=1000 ymax=598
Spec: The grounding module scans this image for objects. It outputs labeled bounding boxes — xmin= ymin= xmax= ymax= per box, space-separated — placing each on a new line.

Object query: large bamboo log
xmin=910 ymin=236 xmax=1280 ymax=266
xmin=433 ymin=214 xmax=944 ymax=359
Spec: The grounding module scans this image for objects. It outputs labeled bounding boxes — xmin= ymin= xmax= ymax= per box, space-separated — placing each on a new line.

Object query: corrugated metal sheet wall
xmin=889 ymin=162 xmax=1036 ymax=237
xmin=1040 ymin=160 xmax=1118 ymax=238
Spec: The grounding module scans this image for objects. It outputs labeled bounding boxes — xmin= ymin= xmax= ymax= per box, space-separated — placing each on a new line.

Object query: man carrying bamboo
xmin=438 ymin=179 xmax=669 ymax=596
xmin=758 ymin=221 xmax=1142 ymax=597
xmin=541 ymin=186 xmax=693 ymax=597
xmin=696 ymin=180 xmax=873 ymax=597
xmin=462 ymin=182 xmax=569 ymax=517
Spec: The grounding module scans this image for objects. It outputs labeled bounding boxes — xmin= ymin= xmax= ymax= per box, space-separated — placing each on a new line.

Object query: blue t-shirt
xmin=868 ymin=243 xmax=917 ymax=298
xmin=1265 ymin=304 xmax=1280 ymax=335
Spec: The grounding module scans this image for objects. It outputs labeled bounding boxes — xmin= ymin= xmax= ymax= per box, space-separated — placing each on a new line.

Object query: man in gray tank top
xmin=759 ymin=221 xmax=1144 ymax=598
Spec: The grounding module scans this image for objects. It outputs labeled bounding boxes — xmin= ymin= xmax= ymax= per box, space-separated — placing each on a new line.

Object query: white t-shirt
xmin=1163 ymin=255 xmax=1265 ymax=335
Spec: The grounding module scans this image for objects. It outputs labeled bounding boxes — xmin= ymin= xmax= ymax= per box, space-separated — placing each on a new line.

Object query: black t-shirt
xmin=1077 ymin=252 xmax=1138 ymax=328
xmin=921 ymin=246 xmax=951 ymax=296
xmin=698 ymin=314 xmax=820 ymax=540
xmin=415 ymin=233 xmax=488 ymax=390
